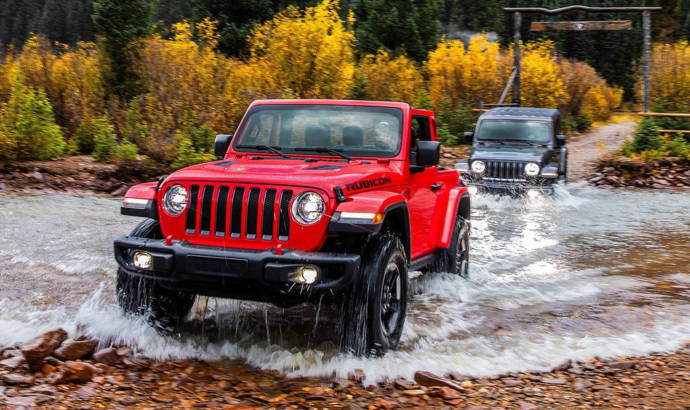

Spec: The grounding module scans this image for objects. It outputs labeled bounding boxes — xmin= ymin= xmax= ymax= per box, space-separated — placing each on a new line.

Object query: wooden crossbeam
xmin=639 ymin=112 xmax=690 ymax=118
xmin=531 ymin=20 xmax=632 ymax=31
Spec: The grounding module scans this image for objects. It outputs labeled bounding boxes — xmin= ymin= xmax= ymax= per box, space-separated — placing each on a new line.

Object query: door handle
xmin=430 ymin=184 xmax=442 ymax=191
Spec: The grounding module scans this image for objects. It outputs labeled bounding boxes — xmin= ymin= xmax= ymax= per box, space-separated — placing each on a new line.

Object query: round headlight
xmin=291 ymin=191 xmax=325 ymax=225
xmin=163 ymin=184 xmax=188 ymax=216
xmin=524 ymin=162 xmax=540 ymax=177
xmin=471 ymin=160 xmax=486 ymax=174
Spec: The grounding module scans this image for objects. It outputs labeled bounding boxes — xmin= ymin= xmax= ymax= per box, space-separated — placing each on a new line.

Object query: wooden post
xmin=642 ymin=10 xmax=651 ymax=112
xmin=512 ymin=12 xmax=522 ymax=106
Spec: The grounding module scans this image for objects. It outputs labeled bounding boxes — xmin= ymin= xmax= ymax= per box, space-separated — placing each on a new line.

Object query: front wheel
xmin=339 ymin=232 xmax=408 ymax=356
xmin=116 ymin=219 xmax=195 ymax=330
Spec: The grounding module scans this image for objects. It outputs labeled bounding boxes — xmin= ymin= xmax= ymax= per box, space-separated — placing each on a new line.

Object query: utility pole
xmin=512 ymin=12 xmax=522 ymax=105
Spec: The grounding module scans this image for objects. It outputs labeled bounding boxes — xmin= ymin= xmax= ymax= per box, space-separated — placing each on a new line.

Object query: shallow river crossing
xmin=0 ymin=183 xmax=688 ymax=383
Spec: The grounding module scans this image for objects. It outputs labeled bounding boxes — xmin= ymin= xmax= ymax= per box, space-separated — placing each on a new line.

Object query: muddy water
xmin=0 ymin=184 xmax=688 ymax=383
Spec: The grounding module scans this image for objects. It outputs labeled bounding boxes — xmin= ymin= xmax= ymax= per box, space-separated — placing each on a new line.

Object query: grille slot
xmin=215 ymin=186 xmax=229 ymax=236
xmin=278 ymin=190 xmax=293 ymax=241
xmin=230 ymin=187 xmax=244 ymax=238
xmin=246 ymin=188 xmax=261 ymax=239
xmin=262 ymin=189 xmax=277 ymax=240
xmin=185 ymin=185 xmax=200 ymax=233
xmin=200 ymin=186 xmax=214 ymax=235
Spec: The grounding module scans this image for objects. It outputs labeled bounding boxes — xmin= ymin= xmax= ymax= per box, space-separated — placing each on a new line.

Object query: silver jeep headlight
xmin=162 ymin=184 xmax=188 ymax=216
xmin=524 ymin=162 xmax=540 ymax=177
xmin=292 ymin=191 xmax=325 ymax=225
xmin=471 ymin=160 xmax=486 ymax=174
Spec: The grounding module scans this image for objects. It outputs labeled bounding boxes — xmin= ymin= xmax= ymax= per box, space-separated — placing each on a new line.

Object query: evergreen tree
xmin=191 ymin=0 xmax=316 ymax=56
xmin=352 ymin=0 xmax=442 ymax=63
xmin=92 ymin=0 xmax=154 ymax=98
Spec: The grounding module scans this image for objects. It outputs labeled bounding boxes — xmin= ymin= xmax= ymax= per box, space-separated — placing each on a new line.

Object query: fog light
xmin=468 ymin=186 xmax=478 ymax=195
xmin=296 ymin=267 xmax=318 ymax=284
xmin=133 ymin=251 xmax=153 ymax=270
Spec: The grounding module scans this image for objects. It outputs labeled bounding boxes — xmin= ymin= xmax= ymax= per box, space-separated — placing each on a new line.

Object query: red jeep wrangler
xmin=115 ymin=100 xmax=470 ymax=355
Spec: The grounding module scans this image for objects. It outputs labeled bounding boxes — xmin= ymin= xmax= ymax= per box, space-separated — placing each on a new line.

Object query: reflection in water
xmin=0 ymin=184 xmax=688 ymax=383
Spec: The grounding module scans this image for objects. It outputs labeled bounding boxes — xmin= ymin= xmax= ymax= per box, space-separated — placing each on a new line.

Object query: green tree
xmin=0 ymin=74 xmax=65 ymax=160
xmin=191 ymin=0 xmax=316 ymax=56
xmin=352 ymin=0 xmax=442 ymax=63
xmin=92 ymin=0 xmax=154 ymax=98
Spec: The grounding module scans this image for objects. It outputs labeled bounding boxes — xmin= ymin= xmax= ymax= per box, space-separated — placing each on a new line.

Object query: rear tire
xmin=339 ymin=232 xmax=408 ymax=356
xmin=116 ymin=219 xmax=194 ymax=330
xmin=434 ymin=215 xmax=470 ymax=277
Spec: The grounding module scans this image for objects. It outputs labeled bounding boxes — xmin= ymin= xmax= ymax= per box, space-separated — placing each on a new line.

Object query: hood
xmin=471 ymin=145 xmax=552 ymax=164
xmin=164 ymin=157 xmax=402 ymax=198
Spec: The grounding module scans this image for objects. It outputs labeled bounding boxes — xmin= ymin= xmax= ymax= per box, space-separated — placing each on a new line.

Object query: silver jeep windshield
xmin=233 ymin=105 xmax=403 ymax=158
xmin=477 ymin=119 xmax=551 ymax=143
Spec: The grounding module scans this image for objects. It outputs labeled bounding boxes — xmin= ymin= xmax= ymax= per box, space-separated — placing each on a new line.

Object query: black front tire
xmin=339 ymin=232 xmax=408 ymax=356
xmin=116 ymin=219 xmax=195 ymax=330
xmin=434 ymin=215 xmax=470 ymax=277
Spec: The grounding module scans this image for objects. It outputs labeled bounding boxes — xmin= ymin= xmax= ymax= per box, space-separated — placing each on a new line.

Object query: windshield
xmin=233 ymin=105 xmax=403 ymax=158
xmin=476 ymin=119 xmax=551 ymax=143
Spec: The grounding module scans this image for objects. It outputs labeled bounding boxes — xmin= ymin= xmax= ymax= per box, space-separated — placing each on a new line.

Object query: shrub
xmin=91 ymin=119 xmax=118 ymax=161
xmin=644 ymin=41 xmax=690 ymax=113
xmin=666 ymin=135 xmax=690 ymax=158
xmin=111 ymin=140 xmax=139 ymax=163
xmin=359 ymin=50 xmax=423 ymax=104
xmin=436 ymin=99 xmax=474 ymax=145
xmin=630 ymin=118 xmax=663 ymax=153
xmin=0 ymin=74 xmax=65 ymax=160
xmin=171 ymin=131 xmax=215 ymax=170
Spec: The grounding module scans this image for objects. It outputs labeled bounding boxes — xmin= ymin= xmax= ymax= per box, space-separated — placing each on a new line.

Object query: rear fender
xmin=121 ymin=182 xmax=159 ymax=219
xmin=437 ymin=187 xmax=470 ymax=248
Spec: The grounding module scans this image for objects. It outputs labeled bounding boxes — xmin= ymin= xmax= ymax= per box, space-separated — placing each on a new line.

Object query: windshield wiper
xmin=237 ymin=144 xmax=292 ymax=159
xmin=295 ymin=147 xmax=353 ymax=162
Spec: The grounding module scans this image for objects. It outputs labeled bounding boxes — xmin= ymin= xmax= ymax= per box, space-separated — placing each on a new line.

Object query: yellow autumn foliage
xmin=644 ymin=41 xmax=690 ymax=112
xmin=359 ymin=50 xmax=423 ymax=103
xmin=248 ymin=0 xmax=355 ymax=99
xmin=519 ymin=41 xmax=565 ymax=109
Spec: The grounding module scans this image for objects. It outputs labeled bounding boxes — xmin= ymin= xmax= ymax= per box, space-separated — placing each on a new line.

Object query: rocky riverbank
xmin=1 ymin=328 xmax=689 ymax=408
xmin=0 ymin=156 xmax=164 ymax=196
xmin=588 ymin=155 xmax=690 ymax=189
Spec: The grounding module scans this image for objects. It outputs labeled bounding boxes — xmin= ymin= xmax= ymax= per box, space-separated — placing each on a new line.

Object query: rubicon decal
xmin=346 ymin=176 xmax=392 ymax=192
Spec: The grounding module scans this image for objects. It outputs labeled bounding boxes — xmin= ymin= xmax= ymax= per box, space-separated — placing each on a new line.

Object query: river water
xmin=0 ymin=183 xmax=688 ymax=383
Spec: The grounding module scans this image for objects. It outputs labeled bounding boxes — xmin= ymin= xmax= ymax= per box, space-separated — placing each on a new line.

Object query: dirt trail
xmin=566 ymin=121 xmax=637 ymax=181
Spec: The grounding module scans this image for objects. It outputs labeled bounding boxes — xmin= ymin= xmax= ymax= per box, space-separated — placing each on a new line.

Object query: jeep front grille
xmin=184 ymin=184 xmax=294 ymax=242
xmin=484 ymin=161 xmax=527 ymax=181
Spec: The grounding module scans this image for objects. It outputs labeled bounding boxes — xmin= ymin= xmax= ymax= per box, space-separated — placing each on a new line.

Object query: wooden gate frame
xmin=503 ymin=5 xmax=661 ymax=111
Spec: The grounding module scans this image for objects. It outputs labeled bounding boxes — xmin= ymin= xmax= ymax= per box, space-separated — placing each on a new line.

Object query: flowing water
xmin=0 ymin=183 xmax=688 ymax=383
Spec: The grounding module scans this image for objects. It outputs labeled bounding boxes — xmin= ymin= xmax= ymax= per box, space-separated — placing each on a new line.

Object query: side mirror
xmin=464 ymin=132 xmax=474 ymax=138
xmin=556 ymin=134 xmax=566 ymax=147
xmin=416 ymin=140 xmax=440 ymax=167
xmin=214 ymin=134 xmax=232 ymax=158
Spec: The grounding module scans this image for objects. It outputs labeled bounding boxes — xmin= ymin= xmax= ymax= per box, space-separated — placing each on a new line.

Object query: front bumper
xmin=463 ymin=178 xmax=556 ymax=195
xmin=114 ymin=236 xmax=360 ymax=307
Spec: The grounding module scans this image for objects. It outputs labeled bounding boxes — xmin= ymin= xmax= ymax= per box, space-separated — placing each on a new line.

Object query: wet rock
xmin=401 ymin=389 xmax=426 ymax=396
xmin=116 ymin=346 xmax=133 ymax=358
xmin=117 ymin=396 xmax=140 ymax=405
xmin=20 ymin=328 xmax=68 ymax=371
xmin=432 ymin=386 xmax=463 ymax=400
xmin=0 ymin=355 xmax=25 ymax=370
xmin=54 ymin=339 xmax=98 ymax=361
xmin=29 ymin=384 xmax=58 ymax=395
xmin=2 ymin=373 xmax=34 ymax=385
xmin=2 ymin=349 xmax=22 ymax=358
xmin=73 ymin=385 xmax=98 ymax=398
xmin=93 ymin=347 xmax=120 ymax=365
xmin=347 ymin=369 xmax=365 ymax=383
xmin=6 ymin=395 xmax=53 ymax=407
xmin=54 ymin=361 xmax=97 ymax=384
xmin=609 ymin=360 xmax=635 ymax=371
xmin=413 ymin=371 xmax=465 ymax=392
xmin=393 ymin=378 xmax=416 ymax=390
xmin=123 ymin=357 xmax=151 ymax=370
xmin=374 ymin=397 xmax=397 ymax=409
xmin=573 ymin=378 xmax=592 ymax=392
xmin=552 ymin=359 xmax=572 ymax=372
xmin=541 ymin=377 xmax=567 ymax=385
xmin=502 ymin=378 xmax=523 ymax=387
xmin=41 ymin=363 xmax=57 ymax=375
xmin=31 ymin=171 xmax=44 ymax=180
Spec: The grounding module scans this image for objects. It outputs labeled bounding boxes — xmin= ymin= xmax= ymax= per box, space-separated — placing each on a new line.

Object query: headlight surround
xmin=162 ymin=184 xmax=188 ymax=216
xmin=291 ymin=191 xmax=325 ymax=225
xmin=471 ymin=160 xmax=486 ymax=174
xmin=524 ymin=162 xmax=540 ymax=177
